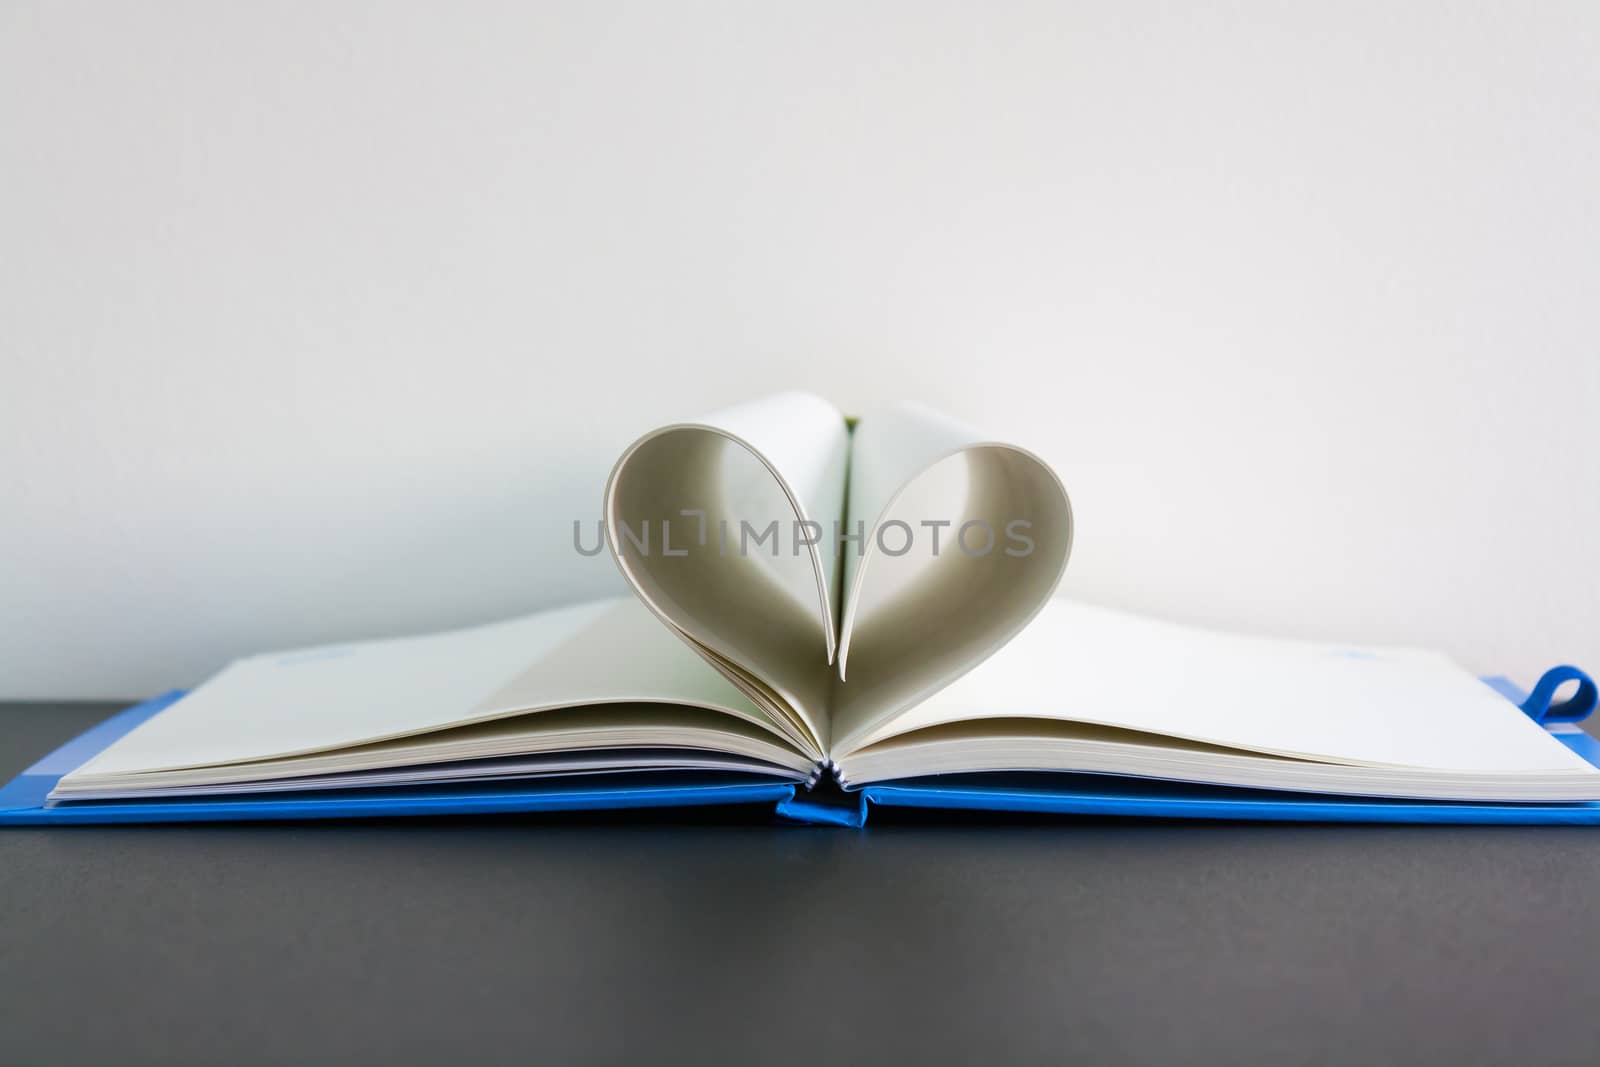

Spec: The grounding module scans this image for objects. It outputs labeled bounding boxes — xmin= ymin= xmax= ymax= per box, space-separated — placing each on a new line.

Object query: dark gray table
xmin=4 ymin=702 xmax=1599 ymax=1066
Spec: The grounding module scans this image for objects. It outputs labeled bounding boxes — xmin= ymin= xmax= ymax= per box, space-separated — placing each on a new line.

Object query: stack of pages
xmin=4 ymin=393 xmax=1597 ymax=825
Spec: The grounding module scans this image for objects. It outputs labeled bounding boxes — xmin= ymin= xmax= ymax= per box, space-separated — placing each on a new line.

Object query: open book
xmin=9 ymin=393 xmax=1600 ymax=825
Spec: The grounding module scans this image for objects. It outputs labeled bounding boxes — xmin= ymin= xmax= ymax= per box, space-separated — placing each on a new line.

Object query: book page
xmin=695 ymin=391 xmax=853 ymax=620
xmin=835 ymin=597 xmax=1594 ymax=774
xmin=58 ymin=701 xmax=816 ymax=797
xmin=827 ymin=403 xmax=1072 ymax=753
xmin=65 ymin=597 xmax=787 ymax=779
xmin=839 ymin=401 xmax=991 ymax=606
xmin=605 ymin=392 xmax=849 ymax=750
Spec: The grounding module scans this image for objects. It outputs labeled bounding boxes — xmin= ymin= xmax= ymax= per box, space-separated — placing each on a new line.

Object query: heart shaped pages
xmin=605 ymin=392 xmax=1072 ymax=762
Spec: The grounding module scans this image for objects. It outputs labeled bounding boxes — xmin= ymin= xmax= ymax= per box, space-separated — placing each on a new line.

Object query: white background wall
xmin=2 ymin=1 xmax=1596 ymax=699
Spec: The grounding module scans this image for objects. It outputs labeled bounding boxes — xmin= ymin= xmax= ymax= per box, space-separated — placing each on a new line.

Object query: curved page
xmin=61 ymin=597 xmax=793 ymax=782
xmin=828 ymin=403 xmax=1073 ymax=753
xmin=833 ymin=597 xmax=1599 ymax=780
xmin=606 ymin=392 xmax=849 ymax=753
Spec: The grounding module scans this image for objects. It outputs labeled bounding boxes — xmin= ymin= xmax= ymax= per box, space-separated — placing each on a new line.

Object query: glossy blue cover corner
xmin=0 ymin=691 xmax=795 ymax=825
xmin=773 ymin=787 xmax=867 ymax=828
